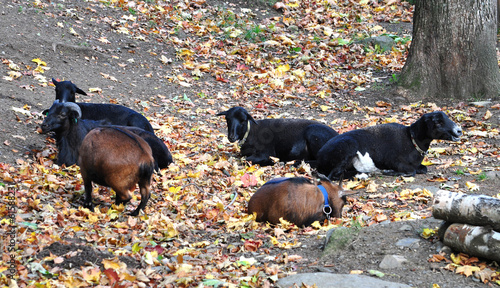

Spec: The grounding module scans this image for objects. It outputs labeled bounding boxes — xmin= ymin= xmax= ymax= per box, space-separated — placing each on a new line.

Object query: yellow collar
xmin=239 ymin=121 xmax=251 ymax=146
xmin=410 ymin=130 xmax=426 ymax=156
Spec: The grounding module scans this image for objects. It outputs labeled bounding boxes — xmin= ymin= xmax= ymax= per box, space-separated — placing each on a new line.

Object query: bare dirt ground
xmin=0 ymin=0 xmax=499 ymax=287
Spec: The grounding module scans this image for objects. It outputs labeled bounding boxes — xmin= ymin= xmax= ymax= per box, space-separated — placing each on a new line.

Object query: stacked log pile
xmin=432 ymin=190 xmax=500 ymax=262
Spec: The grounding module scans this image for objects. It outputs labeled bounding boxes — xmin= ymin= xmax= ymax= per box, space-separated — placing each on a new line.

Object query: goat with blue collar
xmin=217 ymin=106 xmax=339 ymax=166
xmin=247 ymin=174 xmax=357 ymax=227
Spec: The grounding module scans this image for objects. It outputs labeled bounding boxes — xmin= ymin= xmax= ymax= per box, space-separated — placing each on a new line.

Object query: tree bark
xmin=432 ymin=190 xmax=500 ymax=232
xmin=440 ymin=223 xmax=500 ymax=262
xmin=399 ymin=0 xmax=500 ymax=100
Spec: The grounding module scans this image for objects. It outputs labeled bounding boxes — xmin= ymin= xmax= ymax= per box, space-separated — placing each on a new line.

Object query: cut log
xmin=441 ymin=223 xmax=500 ymax=262
xmin=432 ymin=190 xmax=500 ymax=232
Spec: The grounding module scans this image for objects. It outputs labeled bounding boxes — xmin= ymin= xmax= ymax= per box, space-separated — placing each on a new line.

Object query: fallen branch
xmin=432 ymin=190 xmax=500 ymax=232
xmin=441 ymin=223 xmax=500 ymax=262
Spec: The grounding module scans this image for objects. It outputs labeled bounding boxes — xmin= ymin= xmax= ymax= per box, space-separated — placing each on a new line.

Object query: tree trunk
xmin=399 ymin=0 xmax=500 ymax=100
xmin=440 ymin=222 xmax=500 ymax=262
xmin=432 ymin=190 xmax=500 ymax=231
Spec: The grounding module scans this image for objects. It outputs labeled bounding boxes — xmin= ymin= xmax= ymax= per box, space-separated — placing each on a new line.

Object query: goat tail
xmin=139 ymin=161 xmax=155 ymax=181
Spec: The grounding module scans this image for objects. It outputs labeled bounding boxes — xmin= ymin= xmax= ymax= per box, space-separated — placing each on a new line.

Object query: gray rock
xmin=379 ymin=255 xmax=407 ymax=269
xmin=395 ymin=238 xmax=420 ymax=249
xmin=486 ymin=171 xmax=500 ymax=180
xmin=398 ymin=224 xmax=413 ymax=231
xmin=277 ymin=273 xmax=410 ymax=288
xmin=357 ymin=35 xmax=395 ymax=52
xmin=438 ymin=245 xmax=453 ymax=254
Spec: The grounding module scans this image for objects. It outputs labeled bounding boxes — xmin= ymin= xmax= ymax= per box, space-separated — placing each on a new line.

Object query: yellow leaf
xmin=82 ymin=267 xmax=101 ymax=283
xmin=456 ymin=265 xmax=480 ymax=277
xmin=87 ymin=214 xmax=99 ymax=224
xmin=69 ymin=27 xmax=79 ymax=36
xmin=320 ymin=105 xmax=330 ymax=112
xmin=421 ymin=228 xmax=436 ymax=239
xmin=169 ymin=186 xmax=182 ymax=193
xmin=88 ymin=87 xmax=102 ymax=93
xmin=177 ymin=48 xmax=195 ymax=57
xmin=323 ymin=26 xmax=334 ymax=37
xmin=469 ymin=169 xmax=482 ymax=175
xmin=432 ymin=284 xmax=440 ymax=288
xmin=421 ymin=159 xmax=433 ymax=166
xmin=450 ymin=253 xmax=461 ymax=265
xmin=102 ymin=259 xmax=122 ymax=270
xmin=465 ymin=181 xmax=479 ymax=191
xmin=32 ymin=58 xmax=46 ymax=66
xmin=311 ymin=221 xmax=322 ymax=229
xmin=287 ymin=1 xmax=299 ymax=7
xmin=350 ymin=270 xmax=363 ymax=274
xmin=269 ymin=236 xmax=279 ymax=245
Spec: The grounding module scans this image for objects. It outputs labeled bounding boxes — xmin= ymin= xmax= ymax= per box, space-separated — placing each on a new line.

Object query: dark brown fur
xmin=247 ymin=177 xmax=356 ymax=227
xmin=78 ymin=127 xmax=155 ymax=216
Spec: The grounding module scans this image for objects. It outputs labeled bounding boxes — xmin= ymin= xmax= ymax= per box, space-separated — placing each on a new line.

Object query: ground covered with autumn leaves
xmin=0 ymin=0 xmax=499 ymax=287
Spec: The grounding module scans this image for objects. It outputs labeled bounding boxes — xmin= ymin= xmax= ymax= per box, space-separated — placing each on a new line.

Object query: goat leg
xmin=129 ymin=184 xmax=150 ymax=216
xmin=82 ymin=179 xmax=95 ymax=210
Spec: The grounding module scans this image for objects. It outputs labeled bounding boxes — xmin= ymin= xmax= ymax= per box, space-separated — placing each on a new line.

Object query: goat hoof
xmin=128 ymin=210 xmax=140 ymax=217
xmin=83 ymin=202 xmax=94 ymax=210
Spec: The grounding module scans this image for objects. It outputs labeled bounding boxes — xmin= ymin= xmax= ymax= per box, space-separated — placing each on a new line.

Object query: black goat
xmin=316 ymin=111 xmax=462 ymax=179
xmin=53 ymin=78 xmax=87 ymax=102
xmin=248 ymin=175 xmax=357 ymax=227
xmin=78 ymin=126 xmax=155 ymax=216
xmin=40 ymin=102 xmax=172 ymax=170
xmin=50 ymin=78 xmax=154 ymax=133
xmin=217 ymin=107 xmax=339 ymax=166
xmin=40 ymin=102 xmax=105 ymax=166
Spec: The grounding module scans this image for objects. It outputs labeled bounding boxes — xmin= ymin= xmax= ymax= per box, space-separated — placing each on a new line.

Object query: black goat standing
xmin=51 ymin=78 xmax=154 ymax=133
xmin=316 ymin=111 xmax=462 ymax=179
xmin=40 ymin=102 xmax=106 ymax=166
xmin=78 ymin=127 xmax=155 ymax=216
xmin=217 ymin=107 xmax=339 ymax=166
xmin=40 ymin=102 xmax=172 ymax=170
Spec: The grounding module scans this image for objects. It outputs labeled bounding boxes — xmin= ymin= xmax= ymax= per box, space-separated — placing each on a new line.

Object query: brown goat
xmin=78 ymin=127 xmax=155 ymax=216
xmin=247 ymin=176 xmax=357 ymax=227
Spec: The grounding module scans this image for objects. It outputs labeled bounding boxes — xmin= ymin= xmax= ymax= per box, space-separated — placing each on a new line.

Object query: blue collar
xmin=318 ymin=185 xmax=332 ymax=218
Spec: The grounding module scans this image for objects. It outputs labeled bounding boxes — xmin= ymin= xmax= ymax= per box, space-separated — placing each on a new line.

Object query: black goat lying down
xmin=40 ymin=102 xmax=172 ymax=170
xmin=79 ymin=126 xmax=155 ymax=216
xmin=248 ymin=175 xmax=357 ymax=227
xmin=317 ymin=111 xmax=462 ymax=179
xmin=217 ymin=107 xmax=339 ymax=166
xmin=51 ymin=78 xmax=154 ymax=133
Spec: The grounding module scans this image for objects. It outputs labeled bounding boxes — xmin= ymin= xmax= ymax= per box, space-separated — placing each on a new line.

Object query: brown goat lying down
xmin=78 ymin=126 xmax=155 ymax=216
xmin=248 ymin=176 xmax=357 ymax=227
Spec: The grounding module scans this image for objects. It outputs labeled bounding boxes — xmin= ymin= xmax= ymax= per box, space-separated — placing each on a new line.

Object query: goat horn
xmin=63 ymin=102 xmax=82 ymax=119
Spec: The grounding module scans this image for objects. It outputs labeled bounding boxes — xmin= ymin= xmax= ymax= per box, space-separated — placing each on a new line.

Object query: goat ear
xmin=246 ymin=113 xmax=257 ymax=125
xmin=216 ymin=111 xmax=227 ymax=117
xmin=75 ymin=86 xmax=87 ymax=96
xmin=42 ymin=109 xmax=49 ymax=116
xmin=52 ymin=78 xmax=59 ymax=86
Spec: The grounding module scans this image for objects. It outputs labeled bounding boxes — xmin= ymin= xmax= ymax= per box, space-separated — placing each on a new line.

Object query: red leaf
xmin=241 ymin=173 xmax=258 ymax=187
xmin=104 ymin=269 xmax=119 ymax=285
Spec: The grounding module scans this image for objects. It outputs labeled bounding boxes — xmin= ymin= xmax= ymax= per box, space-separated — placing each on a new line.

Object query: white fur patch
xmin=352 ymin=151 xmax=379 ymax=173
